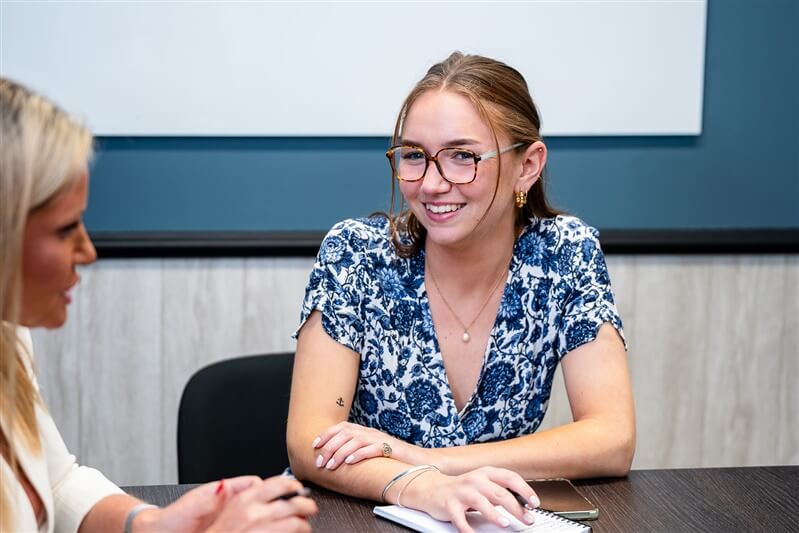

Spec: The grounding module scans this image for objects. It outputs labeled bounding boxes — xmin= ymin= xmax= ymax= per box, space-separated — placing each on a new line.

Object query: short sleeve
xmin=43 ymin=410 xmax=123 ymax=533
xmin=294 ymin=220 xmax=371 ymax=354
xmin=556 ymin=222 xmax=626 ymax=359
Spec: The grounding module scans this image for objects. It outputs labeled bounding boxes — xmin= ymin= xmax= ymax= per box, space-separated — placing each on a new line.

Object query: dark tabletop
xmin=124 ymin=465 xmax=799 ymax=532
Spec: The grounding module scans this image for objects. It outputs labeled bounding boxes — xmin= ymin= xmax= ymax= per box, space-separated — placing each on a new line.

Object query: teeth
xmin=426 ymin=203 xmax=463 ymax=214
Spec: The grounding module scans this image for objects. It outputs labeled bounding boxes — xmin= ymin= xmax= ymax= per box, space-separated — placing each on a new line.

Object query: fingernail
xmin=529 ymin=494 xmax=540 ymax=507
xmin=311 ymin=437 xmax=321 ymax=448
xmin=214 ymin=479 xmax=225 ymax=495
xmin=325 ymin=458 xmax=336 ymax=469
xmin=345 ymin=454 xmax=355 ymax=464
xmin=315 ymin=455 xmax=324 ymax=468
xmin=498 ymin=516 xmax=510 ymax=528
xmin=524 ymin=511 xmax=536 ymax=524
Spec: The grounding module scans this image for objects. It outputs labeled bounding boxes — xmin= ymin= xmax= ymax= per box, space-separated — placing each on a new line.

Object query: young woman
xmin=0 ymin=78 xmax=317 ymax=533
xmin=287 ymin=52 xmax=635 ymax=532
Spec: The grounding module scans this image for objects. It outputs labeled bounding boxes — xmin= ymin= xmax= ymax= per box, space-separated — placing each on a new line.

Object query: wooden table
xmin=124 ymin=466 xmax=798 ymax=532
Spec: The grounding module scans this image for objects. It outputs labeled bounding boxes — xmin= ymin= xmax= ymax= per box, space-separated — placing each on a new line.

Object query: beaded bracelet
xmin=380 ymin=464 xmax=441 ymax=503
xmin=396 ymin=465 xmax=439 ymax=508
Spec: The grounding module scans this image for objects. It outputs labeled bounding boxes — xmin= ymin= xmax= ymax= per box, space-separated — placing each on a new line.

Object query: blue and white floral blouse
xmin=296 ymin=215 xmax=624 ymax=448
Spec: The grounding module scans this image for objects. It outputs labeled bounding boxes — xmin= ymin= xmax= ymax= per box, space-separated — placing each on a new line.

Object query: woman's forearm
xmin=286 ymin=419 xmax=424 ymax=500
xmin=79 ymin=494 xmax=149 ymax=533
xmin=429 ymin=417 xmax=635 ymax=480
xmin=288 ymin=425 xmax=415 ymax=501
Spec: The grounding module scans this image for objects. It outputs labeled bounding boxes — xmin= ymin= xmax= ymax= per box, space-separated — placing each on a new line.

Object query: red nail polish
xmin=215 ymin=479 xmax=225 ymax=495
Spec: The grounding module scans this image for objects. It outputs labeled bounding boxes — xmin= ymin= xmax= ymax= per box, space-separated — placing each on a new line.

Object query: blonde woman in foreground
xmin=0 ymin=78 xmax=317 ymax=533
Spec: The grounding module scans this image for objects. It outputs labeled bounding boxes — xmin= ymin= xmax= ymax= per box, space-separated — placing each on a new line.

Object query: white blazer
xmin=1 ymin=328 xmax=122 ymax=533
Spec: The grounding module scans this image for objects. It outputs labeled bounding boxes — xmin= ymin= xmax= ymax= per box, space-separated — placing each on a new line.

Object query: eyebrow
xmin=58 ymin=220 xmax=81 ymax=233
xmin=400 ymin=138 xmax=482 ymax=148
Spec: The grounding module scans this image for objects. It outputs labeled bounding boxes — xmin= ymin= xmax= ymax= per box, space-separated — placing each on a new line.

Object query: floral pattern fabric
xmin=296 ymin=215 xmax=624 ymax=447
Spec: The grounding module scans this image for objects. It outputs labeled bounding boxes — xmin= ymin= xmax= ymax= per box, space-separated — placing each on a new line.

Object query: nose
xmin=420 ymin=161 xmax=452 ymax=195
xmin=75 ymin=223 xmax=97 ymax=265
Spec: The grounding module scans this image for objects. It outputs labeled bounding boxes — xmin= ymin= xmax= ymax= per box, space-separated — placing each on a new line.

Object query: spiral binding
xmin=533 ymin=507 xmax=591 ymax=532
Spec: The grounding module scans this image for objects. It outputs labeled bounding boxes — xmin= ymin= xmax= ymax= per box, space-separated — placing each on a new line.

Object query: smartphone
xmin=527 ymin=478 xmax=599 ymax=521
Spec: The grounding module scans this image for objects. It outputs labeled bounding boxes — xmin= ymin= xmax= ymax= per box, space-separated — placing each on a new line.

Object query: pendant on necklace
xmin=462 ymin=331 xmax=471 ymax=343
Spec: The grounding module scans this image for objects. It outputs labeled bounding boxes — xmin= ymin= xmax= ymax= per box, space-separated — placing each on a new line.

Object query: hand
xmin=311 ymin=421 xmax=426 ymax=470
xmin=136 ymin=476 xmax=260 ymax=532
xmin=401 ymin=467 xmax=540 ymax=533
xmin=206 ymin=476 xmax=317 ymax=533
xmin=139 ymin=476 xmax=316 ymax=533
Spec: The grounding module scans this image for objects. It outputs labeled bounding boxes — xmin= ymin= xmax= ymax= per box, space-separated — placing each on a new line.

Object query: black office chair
xmin=177 ymin=352 xmax=295 ymax=483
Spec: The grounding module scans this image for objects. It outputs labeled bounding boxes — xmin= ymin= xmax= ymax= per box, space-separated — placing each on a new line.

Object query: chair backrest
xmin=177 ymin=352 xmax=294 ymax=483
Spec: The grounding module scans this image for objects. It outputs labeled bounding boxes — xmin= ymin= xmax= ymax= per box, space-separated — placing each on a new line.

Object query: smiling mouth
xmin=424 ymin=203 xmax=465 ymax=214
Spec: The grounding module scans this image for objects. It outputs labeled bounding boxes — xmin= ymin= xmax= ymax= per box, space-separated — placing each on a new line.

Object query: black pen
xmin=272 ymin=487 xmax=312 ymax=502
xmin=508 ymin=489 xmax=535 ymax=510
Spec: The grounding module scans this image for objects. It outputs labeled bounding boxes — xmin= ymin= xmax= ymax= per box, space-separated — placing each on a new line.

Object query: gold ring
xmin=381 ymin=442 xmax=392 ymax=458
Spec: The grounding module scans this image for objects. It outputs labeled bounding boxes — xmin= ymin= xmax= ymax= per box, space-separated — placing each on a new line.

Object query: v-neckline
xmin=414 ymin=247 xmax=519 ymax=419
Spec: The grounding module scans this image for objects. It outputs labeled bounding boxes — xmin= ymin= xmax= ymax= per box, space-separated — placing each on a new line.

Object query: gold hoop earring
xmin=515 ymin=190 xmax=527 ymax=208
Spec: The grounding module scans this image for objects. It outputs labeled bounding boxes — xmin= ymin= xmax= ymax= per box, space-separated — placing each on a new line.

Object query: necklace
xmin=426 ymin=256 xmax=509 ymax=343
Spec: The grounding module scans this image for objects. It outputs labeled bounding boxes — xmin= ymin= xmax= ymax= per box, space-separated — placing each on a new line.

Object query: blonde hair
xmin=386 ymin=51 xmax=560 ymax=257
xmin=0 ymin=78 xmax=93 ymax=530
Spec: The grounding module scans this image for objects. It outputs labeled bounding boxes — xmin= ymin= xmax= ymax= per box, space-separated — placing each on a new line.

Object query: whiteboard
xmin=0 ymin=1 xmax=706 ymax=136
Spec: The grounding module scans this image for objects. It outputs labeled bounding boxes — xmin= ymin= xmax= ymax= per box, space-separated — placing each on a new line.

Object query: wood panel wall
xmin=30 ymin=255 xmax=798 ymax=485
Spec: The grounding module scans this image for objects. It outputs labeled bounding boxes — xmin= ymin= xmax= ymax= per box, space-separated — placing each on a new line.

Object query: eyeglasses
xmin=386 ymin=143 xmax=524 ymax=184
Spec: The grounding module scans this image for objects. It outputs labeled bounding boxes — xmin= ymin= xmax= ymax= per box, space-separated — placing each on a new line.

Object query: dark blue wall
xmin=85 ymin=0 xmax=798 ymax=233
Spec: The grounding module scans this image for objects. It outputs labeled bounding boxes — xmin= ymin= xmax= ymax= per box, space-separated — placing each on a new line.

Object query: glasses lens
xmin=390 ymin=146 xmax=426 ymax=181
xmin=438 ymin=148 xmax=477 ymax=184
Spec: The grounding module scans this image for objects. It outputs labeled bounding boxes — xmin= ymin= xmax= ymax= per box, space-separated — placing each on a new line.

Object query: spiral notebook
xmin=374 ymin=504 xmax=591 ymax=532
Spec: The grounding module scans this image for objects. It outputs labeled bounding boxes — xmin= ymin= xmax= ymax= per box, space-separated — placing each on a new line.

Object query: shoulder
xmin=318 ymin=216 xmax=393 ymax=265
xmin=516 ymin=216 xmax=604 ymax=273
xmin=326 ymin=216 xmax=391 ymax=238
xmin=533 ymin=215 xmax=599 ymax=243
xmin=519 ymin=215 xmax=600 ymax=252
